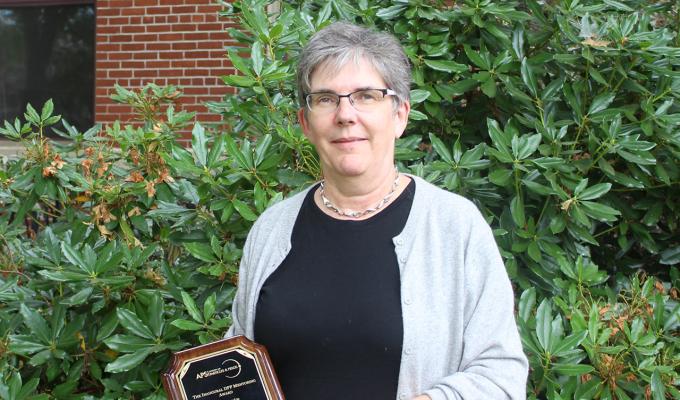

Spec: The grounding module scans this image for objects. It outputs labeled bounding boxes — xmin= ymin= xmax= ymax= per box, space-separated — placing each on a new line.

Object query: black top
xmin=254 ymin=180 xmax=415 ymax=400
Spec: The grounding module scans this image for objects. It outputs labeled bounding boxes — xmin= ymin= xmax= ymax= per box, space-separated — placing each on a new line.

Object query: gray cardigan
xmin=226 ymin=175 xmax=528 ymax=399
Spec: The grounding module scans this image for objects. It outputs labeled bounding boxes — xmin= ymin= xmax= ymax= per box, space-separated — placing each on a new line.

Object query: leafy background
xmin=1 ymin=0 xmax=679 ymax=398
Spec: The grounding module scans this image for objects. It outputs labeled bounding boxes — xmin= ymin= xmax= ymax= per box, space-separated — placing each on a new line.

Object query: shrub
xmin=1 ymin=0 xmax=679 ymax=398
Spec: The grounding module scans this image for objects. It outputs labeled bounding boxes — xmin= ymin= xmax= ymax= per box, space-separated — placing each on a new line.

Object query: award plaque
xmin=162 ymin=335 xmax=284 ymax=400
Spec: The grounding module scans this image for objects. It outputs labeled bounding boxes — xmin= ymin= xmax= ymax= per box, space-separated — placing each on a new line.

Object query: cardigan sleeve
xmin=224 ymin=225 xmax=257 ymax=339
xmin=423 ymin=212 xmax=528 ymax=400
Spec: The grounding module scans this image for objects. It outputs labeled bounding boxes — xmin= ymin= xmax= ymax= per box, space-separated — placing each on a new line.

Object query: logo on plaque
xmin=162 ymin=336 xmax=284 ymax=400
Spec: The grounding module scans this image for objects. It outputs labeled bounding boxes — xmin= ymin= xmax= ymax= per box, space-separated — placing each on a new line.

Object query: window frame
xmin=0 ymin=1 xmax=93 ymax=6
xmin=0 ymin=0 xmax=96 ymax=134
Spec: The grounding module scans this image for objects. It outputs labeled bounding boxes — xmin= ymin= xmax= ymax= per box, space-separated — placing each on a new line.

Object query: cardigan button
xmin=399 ymin=393 xmax=407 ymax=400
xmin=395 ymin=238 xmax=403 ymax=246
xmin=404 ymin=298 xmax=412 ymax=305
xmin=399 ymin=256 xmax=407 ymax=263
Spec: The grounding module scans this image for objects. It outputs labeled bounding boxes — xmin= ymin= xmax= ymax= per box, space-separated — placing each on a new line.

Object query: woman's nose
xmin=334 ymin=96 xmax=357 ymax=125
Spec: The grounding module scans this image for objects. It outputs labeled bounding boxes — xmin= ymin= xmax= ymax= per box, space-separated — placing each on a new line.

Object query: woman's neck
xmin=316 ymin=166 xmax=409 ymax=220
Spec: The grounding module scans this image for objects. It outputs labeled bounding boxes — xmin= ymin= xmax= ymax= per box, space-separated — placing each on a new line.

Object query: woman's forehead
xmin=310 ymin=57 xmax=386 ymax=91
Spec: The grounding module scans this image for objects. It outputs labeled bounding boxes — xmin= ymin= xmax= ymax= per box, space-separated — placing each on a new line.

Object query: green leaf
xmin=409 ymin=89 xmax=431 ymax=104
xmin=536 ymin=298 xmax=552 ymax=352
xmin=578 ymin=183 xmax=611 ymax=200
xmin=464 ymin=45 xmax=490 ymax=70
xmin=20 ymin=305 xmax=51 ymax=345
xmin=105 ymin=347 xmax=155 ymax=373
xmin=552 ymin=363 xmax=595 ymax=376
xmin=511 ymin=195 xmax=525 ymax=227
xmin=184 ymin=242 xmax=217 ymax=263
xmin=603 ymin=0 xmax=634 ymax=11
xmin=170 ymin=319 xmax=204 ymax=331
xmin=423 ymin=59 xmax=468 ymax=73
xmin=116 ymin=308 xmax=154 ymax=340
xmin=191 ymin=123 xmax=207 ymax=167
xmin=375 ymin=4 xmax=407 ymax=19
xmin=650 ymin=369 xmax=666 ymax=400
xmin=251 ymin=41 xmax=264 ymax=76
xmin=40 ymin=99 xmax=54 ymax=121
xmin=553 ymin=331 xmax=588 ymax=356
xmin=232 ymin=198 xmax=258 ymax=221
xmin=148 ymin=292 xmax=164 ymax=338
xmin=204 ymin=293 xmax=216 ymax=321
xmin=181 ymin=291 xmax=203 ymax=323
xmin=518 ymin=288 xmax=536 ymax=323
xmin=588 ymin=92 xmax=616 ymax=115
xmin=428 ymin=133 xmax=452 ymax=163
xmin=61 ymin=242 xmax=93 ymax=275
xmin=521 ymin=58 xmax=538 ymax=97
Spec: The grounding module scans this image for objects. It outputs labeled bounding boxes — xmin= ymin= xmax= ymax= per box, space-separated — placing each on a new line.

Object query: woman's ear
xmin=394 ymin=100 xmax=410 ymax=139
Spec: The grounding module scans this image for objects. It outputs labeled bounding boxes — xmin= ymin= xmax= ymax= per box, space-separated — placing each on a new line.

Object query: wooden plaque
xmin=162 ymin=335 xmax=285 ymax=400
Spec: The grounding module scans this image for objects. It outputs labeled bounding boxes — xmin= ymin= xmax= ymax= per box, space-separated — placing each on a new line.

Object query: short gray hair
xmin=296 ymin=21 xmax=411 ymax=108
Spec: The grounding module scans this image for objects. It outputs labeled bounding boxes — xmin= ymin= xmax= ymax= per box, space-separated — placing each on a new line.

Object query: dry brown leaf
xmin=145 ymin=180 xmax=156 ymax=198
xmin=42 ymin=166 xmax=57 ymax=177
xmin=125 ymin=171 xmax=144 ymax=183
xmin=582 ymin=38 xmax=611 ymax=47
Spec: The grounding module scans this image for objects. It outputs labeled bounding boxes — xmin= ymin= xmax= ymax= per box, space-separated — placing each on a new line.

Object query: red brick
xmin=134 ymin=70 xmax=159 ymax=78
xmin=185 ymin=69 xmax=209 ymax=77
xmin=191 ymin=78 xmax=204 ymax=85
xmin=172 ymin=42 xmax=196 ymax=50
xmin=167 ymin=16 xmax=179 ymax=23
xmin=145 ymin=61 xmax=170 ymax=68
xmin=184 ymin=32 xmax=209 ymax=41
xmin=110 ymin=35 xmax=133 ymax=42
xmin=172 ymin=24 xmax=198 ymax=32
xmin=134 ymin=0 xmax=158 ymax=5
xmin=133 ymin=52 xmax=159 ymax=60
xmin=133 ymin=34 xmax=158 ymax=42
xmin=122 ymin=61 xmax=146 ymax=68
xmin=154 ymin=15 xmax=167 ymax=24
xmin=185 ymin=50 xmax=210 ymax=58
xmin=121 ymin=7 xmax=145 ymax=16
xmin=130 ymin=16 xmax=142 ymax=25
xmin=160 ymin=52 xmax=182 ymax=60
xmin=196 ymin=5 xmax=220 ymax=13
xmin=146 ymin=43 xmax=171 ymax=51
xmin=196 ymin=23 xmax=222 ymax=32
xmin=98 ymin=26 xmax=121 ymax=34
xmin=109 ymin=53 xmax=133 ymax=60
xmin=172 ymin=5 xmax=195 ymax=13
xmin=110 ymin=0 xmax=133 ymax=7
xmin=159 ymin=33 xmax=183 ymax=41
xmin=97 ymin=8 xmax=121 ymax=17
xmin=121 ymin=43 xmax=145 ymax=51
xmin=110 ymin=70 xmax=133 ymax=78
xmin=108 ymin=16 xmax=129 ymax=25
xmin=147 ymin=6 xmax=171 ymax=15
xmin=197 ymin=59 xmax=222 ymax=68
xmin=197 ymin=42 xmax=222 ymax=50
xmin=96 ymin=61 xmax=121 ymax=69
xmin=142 ymin=16 xmax=154 ymax=24
xmin=171 ymin=60 xmax=196 ymax=68
xmin=209 ymin=32 xmax=228 ymax=40
xmin=123 ymin=25 xmax=145 ymax=34
xmin=96 ymin=43 xmax=121 ymax=52
xmin=147 ymin=24 xmax=171 ymax=33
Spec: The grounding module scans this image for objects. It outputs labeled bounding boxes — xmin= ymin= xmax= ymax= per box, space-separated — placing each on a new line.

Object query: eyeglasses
xmin=304 ymin=88 xmax=397 ymax=113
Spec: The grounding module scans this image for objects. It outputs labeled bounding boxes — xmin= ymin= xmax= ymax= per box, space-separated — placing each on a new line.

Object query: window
xmin=0 ymin=1 xmax=94 ymax=133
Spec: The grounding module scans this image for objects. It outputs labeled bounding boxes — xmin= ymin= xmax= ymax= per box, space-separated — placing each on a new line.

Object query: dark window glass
xmin=0 ymin=3 xmax=94 ymax=133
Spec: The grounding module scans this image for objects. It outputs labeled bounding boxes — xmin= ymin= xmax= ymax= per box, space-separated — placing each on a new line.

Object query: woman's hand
xmin=413 ymin=395 xmax=431 ymax=400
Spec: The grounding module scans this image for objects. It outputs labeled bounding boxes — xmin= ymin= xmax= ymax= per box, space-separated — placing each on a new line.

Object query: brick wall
xmin=95 ymin=0 xmax=236 ymax=136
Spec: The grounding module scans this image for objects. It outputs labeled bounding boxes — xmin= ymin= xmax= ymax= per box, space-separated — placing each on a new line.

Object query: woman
xmin=227 ymin=21 xmax=528 ymax=399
